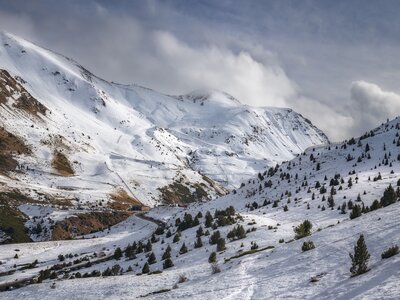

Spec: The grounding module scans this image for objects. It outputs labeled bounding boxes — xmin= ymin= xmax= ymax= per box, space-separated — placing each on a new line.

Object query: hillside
xmin=0 ymin=116 xmax=398 ymax=299
xmin=0 ymin=31 xmax=327 ymax=211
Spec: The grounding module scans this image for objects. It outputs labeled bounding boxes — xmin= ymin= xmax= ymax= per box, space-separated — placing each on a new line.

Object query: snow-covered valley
xmin=0 ymin=32 xmax=399 ymax=299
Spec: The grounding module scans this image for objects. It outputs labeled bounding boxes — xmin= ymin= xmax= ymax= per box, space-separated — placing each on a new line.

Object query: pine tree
xmin=348 ymin=177 xmax=353 ymax=188
xmin=194 ymin=236 xmax=203 ymax=248
xmin=148 ymin=252 xmax=156 ymax=264
xmin=178 ymin=213 xmax=194 ymax=231
xmin=302 ymin=240 xmax=315 ymax=251
xmin=320 ymin=185 xmax=327 ymax=194
xmin=236 ymin=225 xmax=246 ymax=239
xmin=251 ymin=241 xmax=259 ymax=250
xmin=381 ymin=245 xmax=399 ymax=259
xmin=113 ymin=247 xmax=122 ymax=260
xmin=155 ymin=226 xmax=165 ymax=235
xmin=361 ymin=203 xmax=368 ymax=213
xmin=340 ymin=202 xmax=347 ymax=214
xmin=209 ymin=230 xmax=221 ymax=245
xmin=328 ymin=196 xmax=335 ymax=208
xmin=145 ymin=239 xmax=152 ymax=252
xmin=162 ymin=245 xmax=171 ymax=260
xmin=330 ymin=186 xmax=336 ymax=195
xmin=125 ymin=244 xmax=134 ymax=259
xmin=347 ymin=200 xmax=353 ymax=209
xmin=163 ymin=258 xmax=174 ymax=269
xmin=370 ymin=199 xmax=381 ymax=211
xmin=196 ymin=226 xmax=204 ymax=237
xmin=349 ymin=234 xmax=370 ymax=276
xmin=137 ymin=241 xmax=144 ymax=253
xmin=380 ymin=184 xmax=397 ymax=207
xmin=179 ymin=242 xmax=188 ymax=254
xmin=350 ymin=204 xmax=362 ymax=219
xmin=173 ymin=232 xmax=181 ymax=243
xmin=216 ymin=238 xmax=226 ymax=251
xmin=151 ymin=233 xmax=157 ymax=243
xmin=205 ymin=211 xmax=213 ymax=228
xmin=208 ymin=251 xmax=217 ymax=263
xmin=142 ymin=262 xmax=149 ymax=274
xmin=294 ymin=220 xmax=312 ymax=239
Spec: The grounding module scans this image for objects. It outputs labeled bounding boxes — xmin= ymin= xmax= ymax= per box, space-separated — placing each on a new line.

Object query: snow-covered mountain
xmin=0 ymin=113 xmax=399 ymax=299
xmin=0 ymin=31 xmax=328 ymax=208
xmin=2 ymin=32 xmax=398 ymax=300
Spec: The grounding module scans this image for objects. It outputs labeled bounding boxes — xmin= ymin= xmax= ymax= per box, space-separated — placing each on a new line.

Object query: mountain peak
xmin=0 ymin=30 xmax=40 ymax=52
xmin=176 ymin=88 xmax=242 ymax=107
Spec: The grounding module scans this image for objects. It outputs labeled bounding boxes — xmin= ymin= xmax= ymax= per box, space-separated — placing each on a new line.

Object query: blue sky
xmin=1 ymin=0 xmax=400 ymax=140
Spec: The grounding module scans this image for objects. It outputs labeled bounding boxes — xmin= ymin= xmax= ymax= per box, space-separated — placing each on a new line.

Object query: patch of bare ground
xmin=41 ymin=134 xmax=71 ymax=151
xmin=51 ymin=150 xmax=74 ymax=176
xmin=109 ymin=189 xmax=144 ymax=210
xmin=159 ymin=180 xmax=210 ymax=204
xmin=0 ymin=69 xmax=47 ymax=117
xmin=0 ymin=127 xmax=31 ymax=175
xmin=0 ymin=189 xmax=40 ymax=244
xmin=48 ymin=196 xmax=73 ymax=207
xmin=51 ymin=211 xmax=132 ymax=240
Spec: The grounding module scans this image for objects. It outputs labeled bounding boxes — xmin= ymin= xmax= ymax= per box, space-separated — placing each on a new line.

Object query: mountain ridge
xmin=0 ymin=31 xmax=328 ymax=209
xmin=0 ymin=107 xmax=398 ymax=299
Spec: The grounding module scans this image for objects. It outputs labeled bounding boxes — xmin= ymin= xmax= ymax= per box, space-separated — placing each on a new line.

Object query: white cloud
xmin=151 ymin=31 xmax=296 ymax=107
xmin=289 ymin=95 xmax=353 ymax=142
xmin=349 ymin=81 xmax=400 ymax=134
xmin=1 ymin=3 xmax=399 ymax=142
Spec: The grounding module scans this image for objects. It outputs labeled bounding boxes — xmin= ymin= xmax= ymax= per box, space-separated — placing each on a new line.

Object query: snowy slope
xmin=1 ymin=204 xmax=398 ymax=299
xmin=0 ymin=31 xmax=328 ymax=209
xmin=0 ymin=117 xmax=399 ymax=299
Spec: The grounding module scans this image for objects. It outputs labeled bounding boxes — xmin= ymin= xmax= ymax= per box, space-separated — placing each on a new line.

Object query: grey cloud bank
xmin=1 ymin=0 xmax=400 ymax=141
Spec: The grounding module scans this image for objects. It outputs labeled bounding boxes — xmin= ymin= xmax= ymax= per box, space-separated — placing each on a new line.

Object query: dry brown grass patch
xmin=110 ymin=189 xmax=142 ymax=210
xmin=0 ymin=127 xmax=31 ymax=174
xmin=0 ymin=69 xmax=47 ymax=117
xmin=51 ymin=211 xmax=132 ymax=240
xmin=51 ymin=150 xmax=74 ymax=176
